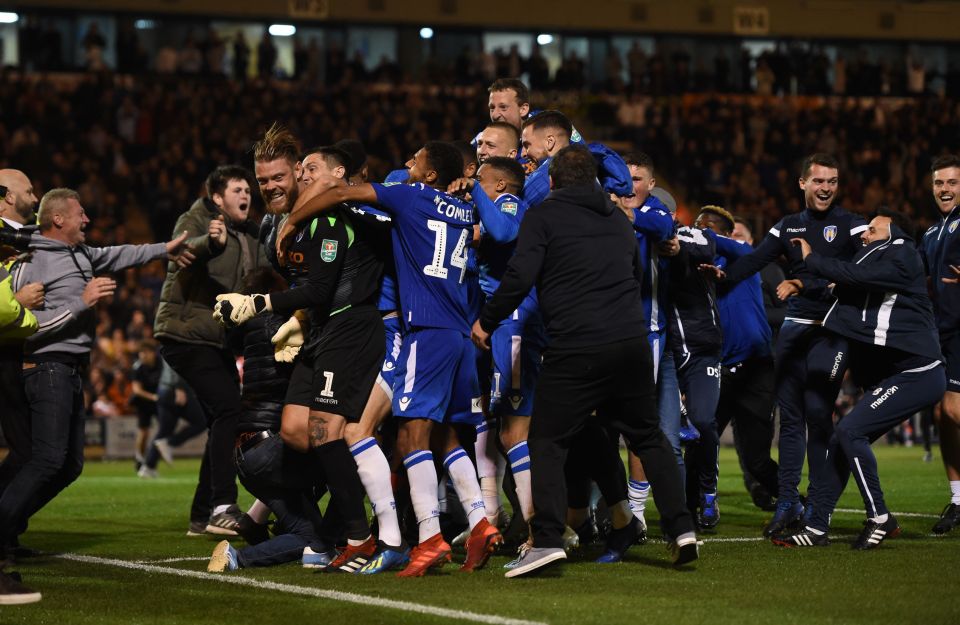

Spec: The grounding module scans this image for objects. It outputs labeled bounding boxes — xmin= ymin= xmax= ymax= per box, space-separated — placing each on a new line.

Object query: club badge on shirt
xmin=823 ymin=225 xmax=837 ymax=242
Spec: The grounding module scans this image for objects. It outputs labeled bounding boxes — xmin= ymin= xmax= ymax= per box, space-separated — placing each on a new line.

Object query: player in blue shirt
xmin=474 ymin=78 xmax=584 ymax=176
xmin=609 ymin=152 xmax=680 ymax=545
xmin=520 ymin=111 xmax=631 ymax=209
xmin=448 ymin=157 xmax=546 ymax=553
xmin=276 ymin=141 xmax=503 ymax=577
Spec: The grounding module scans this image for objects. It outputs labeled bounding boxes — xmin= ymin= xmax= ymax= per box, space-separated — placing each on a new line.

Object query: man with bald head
xmin=0 ymin=169 xmax=43 ymax=535
xmin=0 ymin=169 xmax=39 ymax=229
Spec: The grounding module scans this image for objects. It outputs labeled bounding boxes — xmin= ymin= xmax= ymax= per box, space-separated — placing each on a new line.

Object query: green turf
xmin=3 ymin=447 xmax=958 ymax=625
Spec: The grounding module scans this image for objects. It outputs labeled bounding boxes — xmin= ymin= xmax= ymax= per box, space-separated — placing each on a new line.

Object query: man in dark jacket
xmin=473 ymin=144 xmax=697 ymax=577
xmin=774 ymin=210 xmax=945 ymax=549
xmin=154 ymin=165 xmax=269 ymax=535
xmin=721 ymin=153 xmax=867 ymax=536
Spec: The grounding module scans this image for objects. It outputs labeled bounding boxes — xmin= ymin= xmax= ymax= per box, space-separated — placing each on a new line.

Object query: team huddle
xmin=3 ymin=78 xmax=959 ymax=588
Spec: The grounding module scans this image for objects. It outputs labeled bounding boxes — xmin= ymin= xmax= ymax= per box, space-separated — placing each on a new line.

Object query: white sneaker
xmin=504 ymin=547 xmax=566 ymax=578
xmin=208 ymin=540 xmax=239 ymax=572
xmin=137 ymin=466 xmax=158 ymax=479
xmin=154 ymin=438 xmax=175 ymax=465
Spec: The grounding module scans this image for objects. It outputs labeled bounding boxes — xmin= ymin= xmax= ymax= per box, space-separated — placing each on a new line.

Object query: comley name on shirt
xmin=433 ymin=195 xmax=474 ymax=223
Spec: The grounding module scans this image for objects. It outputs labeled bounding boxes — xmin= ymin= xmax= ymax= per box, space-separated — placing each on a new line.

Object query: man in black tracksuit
xmin=721 ymin=153 xmax=867 ymax=535
xmin=472 ymin=144 xmax=697 ymax=577
xmin=773 ymin=211 xmax=945 ymax=549
xmin=666 ymin=225 xmax=723 ymax=528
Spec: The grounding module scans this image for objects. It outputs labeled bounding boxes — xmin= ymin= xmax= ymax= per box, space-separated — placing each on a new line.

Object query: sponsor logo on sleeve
xmin=320 ymin=239 xmax=338 ymax=262
xmin=500 ymin=201 xmax=518 ymax=215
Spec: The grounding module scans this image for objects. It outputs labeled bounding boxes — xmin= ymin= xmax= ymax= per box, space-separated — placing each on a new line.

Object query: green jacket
xmin=154 ymin=198 xmax=268 ymax=347
xmin=0 ymin=260 xmax=37 ymax=343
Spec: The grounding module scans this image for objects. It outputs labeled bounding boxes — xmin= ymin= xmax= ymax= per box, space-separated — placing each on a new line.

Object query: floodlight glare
xmin=268 ymin=24 xmax=296 ymax=37
xmin=537 ymin=34 xmax=554 ymax=45
xmin=420 ymin=27 xmax=434 ymax=40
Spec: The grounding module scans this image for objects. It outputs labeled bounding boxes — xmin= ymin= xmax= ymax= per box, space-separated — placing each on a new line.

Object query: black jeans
xmin=0 ymin=349 xmax=31 ymax=493
xmin=528 ymin=337 xmax=694 ymax=548
xmin=717 ymin=355 xmax=779 ymax=497
xmin=160 ymin=340 xmax=239 ymax=510
xmin=0 ymin=362 xmax=85 ymax=545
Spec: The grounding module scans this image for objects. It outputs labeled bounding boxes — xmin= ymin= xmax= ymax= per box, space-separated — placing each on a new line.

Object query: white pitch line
xmin=833 ymin=508 xmax=939 ymax=519
xmin=134 ymin=556 xmax=210 ymax=564
xmin=56 ymin=553 xmax=548 ymax=625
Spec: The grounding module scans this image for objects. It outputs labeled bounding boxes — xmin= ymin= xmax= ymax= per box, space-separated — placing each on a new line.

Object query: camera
xmin=0 ymin=225 xmax=33 ymax=250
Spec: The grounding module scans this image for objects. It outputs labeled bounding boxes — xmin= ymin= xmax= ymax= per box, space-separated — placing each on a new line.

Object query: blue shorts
xmin=392 ymin=327 xmax=481 ymax=425
xmin=378 ymin=314 xmax=403 ymax=398
xmin=482 ymin=308 xmax=546 ymax=418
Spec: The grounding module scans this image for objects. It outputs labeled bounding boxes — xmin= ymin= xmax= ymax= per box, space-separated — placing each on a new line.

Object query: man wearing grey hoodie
xmin=0 ymin=188 xmax=191 ymax=553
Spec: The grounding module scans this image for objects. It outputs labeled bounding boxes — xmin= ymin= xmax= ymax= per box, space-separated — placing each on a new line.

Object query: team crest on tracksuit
xmin=823 ymin=225 xmax=837 ymax=242
xmin=950 ymin=220 xmax=959 ymax=234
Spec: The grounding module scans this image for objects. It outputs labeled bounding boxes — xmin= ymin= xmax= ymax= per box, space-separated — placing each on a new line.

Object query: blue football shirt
xmin=372 ymin=182 xmax=477 ymax=334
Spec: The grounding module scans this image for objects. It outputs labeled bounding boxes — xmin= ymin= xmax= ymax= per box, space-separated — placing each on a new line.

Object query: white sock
xmin=480 ymin=477 xmax=501 ymax=524
xmin=403 ymin=450 xmax=441 ymax=543
xmin=213 ymin=504 xmax=231 ymax=516
xmin=506 ymin=441 xmax=534 ymax=521
xmin=246 ymin=499 xmax=270 ymax=524
xmin=438 ymin=476 xmax=450 ymax=514
xmin=350 ymin=437 xmax=402 ymax=548
xmin=950 ymin=480 xmax=960 ymax=505
xmin=628 ymin=479 xmax=650 ymax=522
xmin=443 ymin=447 xmax=486 ymax=529
xmin=869 ymin=513 xmax=889 ymax=524
xmin=475 ymin=420 xmax=503 ymax=520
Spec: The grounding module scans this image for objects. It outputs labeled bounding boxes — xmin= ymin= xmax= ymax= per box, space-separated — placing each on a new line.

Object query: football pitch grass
xmin=3 ymin=446 xmax=958 ymax=625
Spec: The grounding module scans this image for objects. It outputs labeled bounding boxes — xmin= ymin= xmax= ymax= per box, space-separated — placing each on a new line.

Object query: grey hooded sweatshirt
xmin=11 ymin=234 xmax=166 ymax=362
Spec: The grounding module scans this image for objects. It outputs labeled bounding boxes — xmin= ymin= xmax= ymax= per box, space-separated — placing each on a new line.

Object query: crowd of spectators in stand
xmin=3 ymin=37 xmax=958 ymax=420
xmin=15 ymin=17 xmax=960 ymax=98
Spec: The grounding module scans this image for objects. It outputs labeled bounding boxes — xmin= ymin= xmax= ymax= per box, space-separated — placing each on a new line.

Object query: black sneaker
xmin=932 ymin=503 xmax=960 ymax=535
xmin=771 ymin=527 xmax=830 ymax=548
xmin=853 ymin=515 xmax=900 ymax=550
xmin=595 ymin=517 xmax=641 ymax=563
xmin=0 ymin=565 xmax=41 ymax=605
xmin=206 ymin=505 xmax=242 ymax=536
xmin=186 ymin=519 xmax=208 ymax=537
xmin=236 ymin=513 xmax=270 ymax=545
xmin=763 ymin=501 xmax=804 ymax=537
xmin=697 ymin=494 xmax=720 ymax=530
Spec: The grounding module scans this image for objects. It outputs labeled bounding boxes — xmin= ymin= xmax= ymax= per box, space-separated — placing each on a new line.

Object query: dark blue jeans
xmin=235 ymin=433 xmax=328 ymax=568
xmin=143 ymin=385 xmax=206 ymax=470
xmin=0 ymin=362 xmax=85 ymax=544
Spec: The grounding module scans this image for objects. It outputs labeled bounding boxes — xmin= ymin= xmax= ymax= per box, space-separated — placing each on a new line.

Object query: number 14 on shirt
xmin=423 ymin=219 xmax=469 ymax=283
